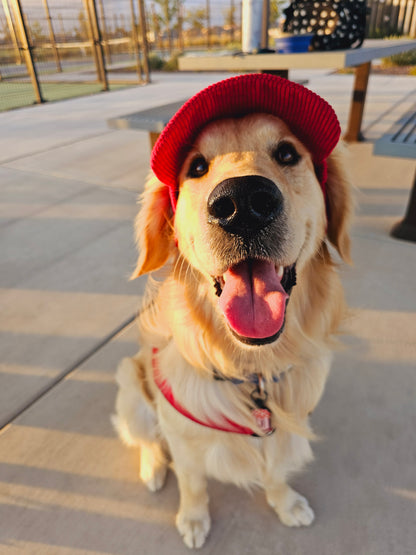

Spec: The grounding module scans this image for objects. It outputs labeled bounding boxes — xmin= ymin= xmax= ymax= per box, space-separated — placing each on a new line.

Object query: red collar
xmin=152 ymin=347 xmax=275 ymax=436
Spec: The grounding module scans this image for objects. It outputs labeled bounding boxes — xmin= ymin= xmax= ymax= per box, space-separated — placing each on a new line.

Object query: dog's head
xmin=132 ymin=75 xmax=352 ymax=347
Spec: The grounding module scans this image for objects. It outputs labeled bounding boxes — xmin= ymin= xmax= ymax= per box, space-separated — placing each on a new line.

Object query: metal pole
xmin=261 ymin=0 xmax=269 ymax=50
xmin=83 ymin=0 xmax=108 ymax=90
xmin=90 ymin=0 xmax=109 ymax=91
xmin=2 ymin=0 xmax=23 ymax=64
xmin=83 ymin=0 xmax=100 ymax=80
xmin=397 ymin=0 xmax=408 ymax=35
xmin=97 ymin=0 xmax=112 ymax=64
xmin=43 ymin=0 xmax=61 ymax=72
xmin=91 ymin=0 xmax=109 ymax=90
xmin=344 ymin=61 xmax=371 ymax=142
xmin=129 ymin=0 xmax=144 ymax=82
xmin=402 ymin=0 xmax=414 ymax=35
xmin=137 ymin=0 xmax=150 ymax=83
xmin=391 ymin=170 xmax=416 ymax=242
xmin=409 ymin=0 xmax=416 ymax=37
xmin=10 ymin=0 xmax=43 ymax=103
xmin=23 ymin=11 xmax=33 ymax=45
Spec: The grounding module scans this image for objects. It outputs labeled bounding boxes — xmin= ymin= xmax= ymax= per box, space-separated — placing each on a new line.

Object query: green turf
xmin=0 ymin=81 xmax=129 ymax=112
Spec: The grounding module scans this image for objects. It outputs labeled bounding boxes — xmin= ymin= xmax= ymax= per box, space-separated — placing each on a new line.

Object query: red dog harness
xmin=152 ymin=347 xmax=275 ymax=436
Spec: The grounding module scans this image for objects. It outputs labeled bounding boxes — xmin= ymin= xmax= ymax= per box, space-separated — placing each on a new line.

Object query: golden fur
xmin=113 ymin=113 xmax=353 ymax=548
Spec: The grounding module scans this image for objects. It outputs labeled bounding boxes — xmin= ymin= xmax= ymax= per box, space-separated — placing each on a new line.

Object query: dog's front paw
xmin=277 ymin=493 xmax=315 ymax=527
xmin=139 ymin=443 xmax=168 ymax=492
xmin=176 ymin=511 xmax=211 ymax=549
xmin=267 ymin=485 xmax=315 ymax=527
xmin=140 ymin=461 xmax=167 ymax=492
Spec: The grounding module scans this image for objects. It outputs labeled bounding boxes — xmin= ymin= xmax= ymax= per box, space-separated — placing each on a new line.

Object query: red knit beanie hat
xmin=151 ymin=73 xmax=341 ymax=211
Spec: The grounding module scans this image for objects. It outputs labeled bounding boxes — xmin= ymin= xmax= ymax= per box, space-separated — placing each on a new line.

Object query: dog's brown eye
xmin=188 ymin=156 xmax=209 ymax=178
xmin=273 ymin=142 xmax=300 ymax=166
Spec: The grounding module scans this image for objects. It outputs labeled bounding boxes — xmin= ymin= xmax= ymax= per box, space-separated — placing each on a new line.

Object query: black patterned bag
xmin=283 ymin=0 xmax=369 ymax=51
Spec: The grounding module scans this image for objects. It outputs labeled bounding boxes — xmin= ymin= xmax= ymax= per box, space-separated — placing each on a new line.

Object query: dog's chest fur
xmin=149 ymin=341 xmax=320 ymax=488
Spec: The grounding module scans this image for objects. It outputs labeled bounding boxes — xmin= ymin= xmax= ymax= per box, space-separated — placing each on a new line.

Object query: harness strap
xmin=152 ymin=347 xmax=255 ymax=435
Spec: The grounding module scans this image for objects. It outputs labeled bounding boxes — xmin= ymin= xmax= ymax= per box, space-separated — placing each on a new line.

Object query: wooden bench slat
xmin=392 ymin=112 xmax=416 ymax=145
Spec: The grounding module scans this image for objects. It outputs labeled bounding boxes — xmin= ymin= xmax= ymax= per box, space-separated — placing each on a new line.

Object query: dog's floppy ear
xmin=325 ymin=144 xmax=353 ymax=264
xmin=130 ymin=173 xmax=173 ymax=278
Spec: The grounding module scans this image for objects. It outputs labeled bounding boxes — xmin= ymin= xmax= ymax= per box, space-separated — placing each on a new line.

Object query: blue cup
xmin=275 ymin=34 xmax=314 ymax=54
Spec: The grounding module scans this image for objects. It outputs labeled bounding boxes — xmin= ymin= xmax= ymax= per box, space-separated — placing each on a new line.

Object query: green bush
xmin=146 ymin=53 xmax=179 ymax=71
xmin=163 ymin=54 xmax=179 ymax=71
xmin=382 ymin=49 xmax=416 ymax=67
xmin=148 ymin=53 xmax=164 ymax=70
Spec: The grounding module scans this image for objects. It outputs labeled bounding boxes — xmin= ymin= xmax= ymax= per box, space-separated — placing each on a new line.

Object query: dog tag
xmin=252 ymin=407 xmax=274 ymax=435
xmin=251 ymin=378 xmax=275 ymax=436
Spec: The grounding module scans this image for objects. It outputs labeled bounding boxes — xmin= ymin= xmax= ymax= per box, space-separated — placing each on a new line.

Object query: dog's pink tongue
xmin=218 ymin=260 xmax=288 ymax=339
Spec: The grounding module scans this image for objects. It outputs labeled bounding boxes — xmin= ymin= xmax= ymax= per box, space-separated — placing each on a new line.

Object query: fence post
xmin=261 ymin=0 xmax=269 ymax=50
xmin=410 ymin=0 xmax=416 ymax=36
xmin=43 ymin=0 xmax=61 ymax=72
xmin=402 ymin=0 xmax=415 ymax=34
xmin=129 ymin=0 xmax=144 ymax=83
xmin=397 ymin=0 xmax=407 ymax=34
xmin=10 ymin=0 xmax=43 ymax=103
xmin=83 ymin=0 xmax=108 ymax=91
xmin=2 ymin=0 xmax=23 ymax=64
xmin=137 ymin=0 xmax=150 ymax=83
xmin=97 ymin=0 xmax=112 ymax=64
xmin=83 ymin=0 xmax=100 ymax=80
xmin=389 ymin=0 xmax=401 ymax=36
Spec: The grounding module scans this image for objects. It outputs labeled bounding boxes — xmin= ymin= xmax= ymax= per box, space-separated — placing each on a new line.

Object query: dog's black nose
xmin=207 ymin=175 xmax=283 ymax=236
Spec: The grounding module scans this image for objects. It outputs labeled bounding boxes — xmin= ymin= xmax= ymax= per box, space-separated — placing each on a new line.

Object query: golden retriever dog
xmin=113 ymin=74 xmax=352 ymax=548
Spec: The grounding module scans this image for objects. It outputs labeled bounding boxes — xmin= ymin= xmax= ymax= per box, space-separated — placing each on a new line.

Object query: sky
xmin=1 ymin=0 xmax=237 ymax=31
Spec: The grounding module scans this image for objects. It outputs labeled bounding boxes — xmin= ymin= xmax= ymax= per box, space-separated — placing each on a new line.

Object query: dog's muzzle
xmin=207 ymin=175 xmax=283 ymax=237
xmin=206 ymin=176 xmax=294 ymax=346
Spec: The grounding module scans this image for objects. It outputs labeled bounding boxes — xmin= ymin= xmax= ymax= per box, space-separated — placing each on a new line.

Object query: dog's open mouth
xmin=214 ymin=260 xmax=297 ymax=346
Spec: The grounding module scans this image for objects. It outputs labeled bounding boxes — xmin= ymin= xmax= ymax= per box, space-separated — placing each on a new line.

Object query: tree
xmin=150 ymin=3 xmax=162 ymax=48
xmin=186 ymin=7 xmax=206 ymax=35
xmin=30 ymin=20 xmax=45 ymax=44
xmin=74 ymin=10 xmax=89 ymax=41
xmin=223 ymin=0 xmax=236 ymax=42
xmin=269 ymin=0 xmax=286 ymax=27
xmin=152 ymin=0 xmax=178 ymax=53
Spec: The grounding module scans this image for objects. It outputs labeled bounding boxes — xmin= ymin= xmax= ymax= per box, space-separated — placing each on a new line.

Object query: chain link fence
xmin=0 ymin=0 xmax=243 ymax=112
xmin=0 ymin=0 xmax=151 ymax=111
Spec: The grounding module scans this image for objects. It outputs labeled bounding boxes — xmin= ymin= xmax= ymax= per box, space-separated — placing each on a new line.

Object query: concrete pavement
xmin=0 ymin=70 xmax=415 ymax=554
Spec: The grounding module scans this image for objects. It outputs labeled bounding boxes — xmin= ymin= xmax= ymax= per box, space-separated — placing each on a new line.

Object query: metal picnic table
xmin=374 ymin=104 xmax=416 ymax=242
xmin=178 ymin=39 xmax=416 ymax=143
xmin=108 ymin=40 xmax=416 ymax=146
